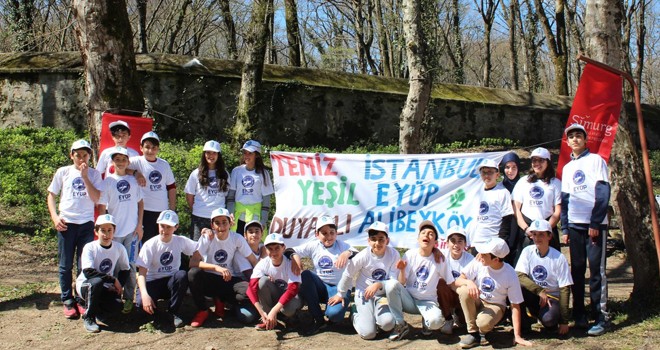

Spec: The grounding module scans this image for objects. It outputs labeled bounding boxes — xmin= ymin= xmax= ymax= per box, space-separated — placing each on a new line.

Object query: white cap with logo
xmin=446 ymin=225 xmax=467 ymax=239
xmin=141 ymin=131 xmax=160 ymax=143
xmin=564 ymin=123 xmax=586 ymax=135
xmin=264 ymin=233 xmax=285 ymax=246
xmin=110 ymin=146 xmax=129 ymax=158
xmin=203 ymin=140 xmax=221 ymax=153
xmin=156 ymin=210 xmax=179 ymax=226
xmin=530 ymin=147 xmax=551 ymax=160
xmin=529 ymin=219 xmax=552 ymax=232
xmin=475 ymin=237 xmax=510 ymax=258
xmin=367 ymin=221 xmax=389 ymax=236
xmin=211 ymin=207 xmax=231 ymax=220
xmin=477 ymin=159 xmax=499 ymax=171
xmin=241 ymin=140 xmax=262 ymax=154
xmin=95 ymin=214 xmax=116 ymax=226
xmin=109 ymin=120 xmax=130 ymax=130
xmin=71 ymin=139 xmax=92 ymax=152
xmin=316 ymin=215 xmax=337 ymax=231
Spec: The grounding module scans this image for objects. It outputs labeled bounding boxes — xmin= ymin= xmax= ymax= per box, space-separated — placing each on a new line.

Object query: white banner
xmin=269 ymin=151 xmax=507 ymax=249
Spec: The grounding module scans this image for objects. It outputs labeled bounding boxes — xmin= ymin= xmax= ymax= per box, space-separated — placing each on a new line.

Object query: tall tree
xmin=72 ymin=0 xmax=145 ymax=152
xmin=167 ymin=0 xmax=193 ymax=54
xmin=7 ymin=0 xmax=38 ymax=51
xmin=374 ymin=0 xmax=392 ymax=76
xmin=217 ymin=0 xmax=238 ymax=60
xmin=474 ymin=0 xmax=501 ymax=87
xmin=584 ymin=0 xmax=660 ymax=306
xmin=284 ymin=0 xmax=302 ymax=66
xmin=503 ymin=0 xmax=520 ymax=90
xmin=399 ymin=0 xmax=432 ymax=154
xmin=534 ymin=0 xmax=568 ymax=95
xmin=136 ymin=0 xmax=148 ymax=53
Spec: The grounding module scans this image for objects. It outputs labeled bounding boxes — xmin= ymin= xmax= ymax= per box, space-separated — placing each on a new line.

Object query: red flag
xmin=100 ymin=112 xmax=154 ymax=156
xmin=557 ymin=64 xmax=622 ymax=179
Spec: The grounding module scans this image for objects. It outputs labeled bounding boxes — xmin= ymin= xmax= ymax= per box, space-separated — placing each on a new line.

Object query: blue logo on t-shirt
xmin=117 ymin=179 xmax=130 ymax=194
xmin=372 ymin=268 xmax=387 ymax=281
xmin=532 ymin=265 xmax=548 ymax=281
xmin=242 ymin=175 xmax=255 ymax=188
xmin=416 ymin=265 xmax=430 ymax=281
xmin=573 ymin=170 xmax=586 ymax=185
xmin=275 ymin=279 xmax=288 ymax=289
xmin=452 ymin=270 xmax=461 ymax=279
xmin=209 ymin=176 xmax=218 ymax=189
xmin=160 ymin=252 xmax=174 ymax=266
xmin=72 ymin=177 xmax=86 ymax=191
xmin=530 ymin=186 xmax=544 ymax=199
xmin=318 ymin=256 xmax=333 ymax=269
xmin=214 ymin=249 xmax=228 ymax=263
xmin=149 ymin=170 xmax=163 ymax=184
xmin=479 ymin=201 xmax=489 ymax=215
xmin=481 ymin=277 xmax=496 ymax=293
xmin=99 ymin=258 xmax=113 ymax=274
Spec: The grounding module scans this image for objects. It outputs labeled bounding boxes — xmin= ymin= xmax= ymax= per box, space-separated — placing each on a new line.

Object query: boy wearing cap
xmin=454 ymin=237 xmax=532 ymax=348
xmin=328 ymin=221 xmax=396 ymax=340
xmin=515 ymin=219 xmax=572 ymax=335
xmin=288 ymin=215 xmax=357 ymax=335
xmin=96 ymin=120 xmax=140 ymax=177
xmin=98 ymin=146 xmax=144 ymax=313
xmin=76 ymin=214 xmax=131 ymax=332
xmin=560 ymin=123 xmax=611 ymax=336
xmin=188 ymin=208 xmax=258 ymax=327
xmin=247 ymin=233 xmax=302 ymax=331
xmin=437 ymin=225 xmax=474 ymax=334
xmin=47 ymin=139 xmax=103 ymax=319
xmin=130 ymin=131 xmax=176 ymax=244
xmin=385 ymin=220 xmax=454 ymax=339
xmin=136 ymin=210 xmax=196 ymax=328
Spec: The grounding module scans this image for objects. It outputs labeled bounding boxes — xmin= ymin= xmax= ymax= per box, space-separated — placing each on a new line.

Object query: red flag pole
xmin=576 ymin=54 xmax=660 ymax=278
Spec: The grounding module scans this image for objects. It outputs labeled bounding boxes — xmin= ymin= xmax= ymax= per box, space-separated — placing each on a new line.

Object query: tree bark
xmin=284 ymin=0 xmax=302 ymax=67
xmin=136 ymin=0 xmax=148 ymax=53
xmin=374 ymin=0 xmax=392 ymax=77
xmin=8 ymin=0 xmax=38 ymax=52
xmin=634 ymin=0 xmax=646 ymax=93
xmin=534 ymin=0 xmax=568 ymax=95
xmin=399 ymin=0 xmax=432 ymax=154
xmin=267 ymin=0 xmax=277 ymax=64
xmin=72 ymin=0 xmax=145 ymax=154
xmin=505 ymin=0 xmax=520 ymax=90
xmin=217 ymin=0 xmax=238 ymax=60
xmin=451 ymin=0 xmax=465 ymax=84
xmin=167 ymin=0 xmax=193 ymax=54
xmin=475 ymin=0 xmax=500 ymax=87
xmin=585 ymin=0 xmax=660 ymax=307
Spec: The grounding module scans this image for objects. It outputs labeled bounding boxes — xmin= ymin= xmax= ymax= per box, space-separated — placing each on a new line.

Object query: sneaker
xmin=172 ymin=313 xmax=184 ymax=328
xmin=389 ymin=321 xmax=410 ymax=341
xmin=122 ymin=299 xmax=134 ymax=314
xmin=304 ymin=319 xmax=328 ymax=336
xmin=83 ymin=316 xmax=100 ymax=333
xmin=459 ymin=333 xmax=481 ymax=349
xmin=75 ymin=302 xmax=87 ymax=316
xmin=587 ymin=321 xmax=608 ymax=336
xmin=255 ymin=323 xmax=269 ymax=331
xmin=479 ymin=333 xmax=488 ymax=345
xmin=213 ymin=298 xmax=225 ymax=318
xmin=63 ymin=303 xmax=79 ymax=319
xmin=420 ymin=318 xmax=432 ymax=336
xmin=191 ymin=310 xmax=209 ymax=327
xmin=440 ymin=319 xmax=453 ymax=335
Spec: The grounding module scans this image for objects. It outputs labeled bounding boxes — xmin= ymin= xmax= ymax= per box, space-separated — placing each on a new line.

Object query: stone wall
xmin=1 ymin=52 xmax=658 ymax=150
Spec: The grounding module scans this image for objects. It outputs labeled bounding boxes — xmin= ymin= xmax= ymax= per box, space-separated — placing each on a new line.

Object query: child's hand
xmin=334 ymin=251 xmax=350 ymax=269
xmin=135 ymin=172 xmax=146 ymax=187
xmin=558 ymin=323 xmax=569 ymax=335
xmin=290 ymin=258 xmax=302 ymax=276
xmin=52 ymin=215 xmax=67 ymax=232
xmin=432 ymin=247 xmax=445 ymax=263
xmin=113 ymin=279 xmax=123 ymax=295
xmin=466 ymin=280 xmax=480 ymax=300
xmin=141 ymin=293 xmax=155 ymax=314
xmin=363 ymin=282 xmax=381 ymax=300
xmin=202 ymin=228 xmax=214 ymax=239
xmin=514 ymin=335 xmax=533 ymax=346
xmin=135 ymin=226 xmax=143 ymax=241
xmin=327 ymin=295 xmax=344 ymax=306
xmin=215 ymin=266 xmax=232 ymax=281
xmin=79 ymin=162 xmax=89 ymax=178
xmin=396 ymin=259 xmax=407 ymax=271
xmin=263 ymin=312 xmax=278 ymax=330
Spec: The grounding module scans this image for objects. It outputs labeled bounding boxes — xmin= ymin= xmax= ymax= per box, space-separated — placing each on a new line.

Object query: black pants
xmin=187 ymin=267 xmax=242 ymax=311
xmin=79 ymin=277 xmax=122 ymax=319
xmin=568 ymin=225 xmax=608 ymax=323
xmin=520 ymin=288 xmax=560 ymax=328
xmin=142 ymin=210 xmax=161 ymax=244
xmin=136 ymin=270 xmax=188 ymax=314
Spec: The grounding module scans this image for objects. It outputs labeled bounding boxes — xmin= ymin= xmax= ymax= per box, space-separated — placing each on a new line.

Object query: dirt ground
xmin=0 ymin=234 xmax=654 ymax=350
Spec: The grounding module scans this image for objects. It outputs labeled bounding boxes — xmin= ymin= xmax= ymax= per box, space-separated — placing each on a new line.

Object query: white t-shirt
xmin=441 ymin=249 xmax=475 ymax=280
xmin=401 ymin=249 xmax=455 ymax=301
xmin=515 ymin=245 xmax=573 ymax=297
xmin=233 ymin=240 xmax=264 ymax=278
xmin=293 ymin=239 xmax=355 ymax=286
xmin=512 ymin=176 xmax=561 ymax=220
xmin=470 ymin=183 xmax=513 ymax=245
xmin=96 ymin=147 xmax=140 ymax=178
xmin=76 ymin=240 xmax=130 ymax=296
xmin=99 ymin=174 xmax=144 ymax=238
xmin=129 ymin=156 xmax=176 ymax=212
xmin=195 ymin=232 xmax=254 ymax=276
xmin=251 ymin=256 xmax=302 ymax=287
xmin=461 ymin=259 xmax=523 ymax=307
xmin=47 ymin=165 xmax=103 ymax=224
xmin=561 ymin=152 xmax=609 ymax=225
xmin=184 ymin=168 xmax=229 ymax=218
xmin=341 ymin=246 xmax=399 ymax=299
xmin=137 ymin=235 xmax=196 ymax=281
xmin=229 ymin=165 xmax=274 ymax=205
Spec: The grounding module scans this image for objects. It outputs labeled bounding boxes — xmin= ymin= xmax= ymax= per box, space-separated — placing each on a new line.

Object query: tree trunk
xmin=451 ymin=0 xmax=465 ymax=84
xmin=267 ymin=0 xmax=277 ymax=64
xmin=634 ymin=1 xmax=646 ymax=92
xmin=8 ymin=0 xmax=38 ymax=52
xmin=520 ymin=0 xmax=541 ymax=92
xmin=374 ymin=0 xmax=392 ymax=77
xmin=217 ymin=0 xmax=238 ymax=60
xmin=284 ymin=0 xmax=302 ymax=67
xmin=585 ymin=0 xmax=660 ymax=307
xmin=483 ymin=22 xmax=492 ymax=87
xmin=534 ymin=0 xmax=568 ymax=95
xmin=167 ymin=0 xmax=192 ymax=54
xmin=399 ymin=0 xmax=432 ymax=154
xmin=234 ymin=0 xmax=271 ymax=145
xmin=506 ymin=0 xmax=520 ymax=90
xmin=72 ymin=0 xmax=145 ymax=154
xmin=136 ymin=0 xmax=148 ymax=53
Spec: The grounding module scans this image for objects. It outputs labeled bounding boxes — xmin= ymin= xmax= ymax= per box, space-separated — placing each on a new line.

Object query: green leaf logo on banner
xmin=448 ymin=189 xmax=466 ymax=209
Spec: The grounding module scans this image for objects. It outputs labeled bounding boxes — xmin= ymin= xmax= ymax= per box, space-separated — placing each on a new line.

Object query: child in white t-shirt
xmin=96 ymin=120 xmax=140 ymax=177
xmin=437 ymin=226 xmax=474 ymax=334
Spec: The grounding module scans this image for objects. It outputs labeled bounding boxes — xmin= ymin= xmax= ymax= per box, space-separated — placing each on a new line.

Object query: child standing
xmin=328 ymin=221 xmax=396 ymax=340
xmin=560 ymin=123 xmax=611 ymax=336
xmin=228 ymin=140 xmax=274 ymax=234
xmin=289 ymin=215 xmax=357 ymax=335
xmin=500 ymin=152 xmax=521 ymax=193
xmin=76 ymin=214 xmax=131 ymax=333
xmin=98 ymin=146 xmax=144 ymax=313
xmin=184 ymin=140 xmax=230 ymax=240
xmin=130 ymin=131 xmax=176 ymax=244
xmin=136 ymin=210 xmax=196 ymax=328
xmin=47 ymin=139 xmax=103 ymax=318
xmin=96 ymin=120 xmax=140 ymax=177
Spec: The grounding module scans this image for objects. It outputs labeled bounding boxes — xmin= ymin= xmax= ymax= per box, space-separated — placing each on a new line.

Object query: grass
xmin=0 ymin=282 xmax=56 ymax=303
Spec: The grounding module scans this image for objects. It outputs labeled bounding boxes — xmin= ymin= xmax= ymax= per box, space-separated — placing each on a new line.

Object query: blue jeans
xmin=299 ymin=270 xmax=350 ymax=323
xmin=58 ymin=221 xmax=94 ymax=303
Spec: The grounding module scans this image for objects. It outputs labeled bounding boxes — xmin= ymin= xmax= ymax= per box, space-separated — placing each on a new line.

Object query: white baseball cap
xmin=245 ymin=220 xmax=263 ymax=231
xmin=316 ymin=215 xmax=337 ymax=231
xmin=418 ymin=220 xmax=438 ymax=235
xmin=477 ymin=159 xmax=499 ymax=171
xmin=530 ymin=147 xmax=551 ymax=160
xmin=203 ymin=140 xmax=221 ymax=153
xmin=241 ymin=140 xmax=262 ymax=154
xmin=156 ymin=210 xmax=179 ymax=226
xmin=446 ymin=225 xmax=467 ymax=240
xmin=264 ymin=233 xmax=285 ymax=246
xmin=475 ymin=237 xmax=510 ymax=258
xmin=141 ymin=131 xmax=160 ymax=143
xmin=529 ymin=219 xmax=552 ymax=232
xmin=109 ymin=120 xmax=130 ymax=130
xmin=109 ymin=146 xmax=129 ymax=158
xmin=95 ymin=214 xmax=116 ymax=226
xmin=210 ymin=207 xmax=231 ymax=220
xmin=564 ymin=123 xmax=586 ymax=135
xmin=367 ymin=221 xmax=389 ymax=236
xmin=71 ymin=139 xmax=92 ymax=152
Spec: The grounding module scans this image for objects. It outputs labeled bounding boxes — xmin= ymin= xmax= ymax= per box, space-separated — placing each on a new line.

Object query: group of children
xmin=47 ymin=121 xmax=611 ymax=347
